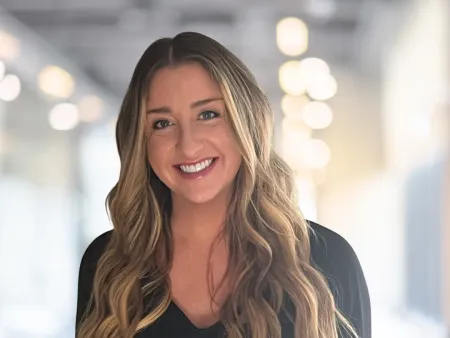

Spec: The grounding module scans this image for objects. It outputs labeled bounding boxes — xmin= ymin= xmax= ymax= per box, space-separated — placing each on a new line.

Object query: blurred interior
xmin=0 ymin=0 xmax=449 ymax=337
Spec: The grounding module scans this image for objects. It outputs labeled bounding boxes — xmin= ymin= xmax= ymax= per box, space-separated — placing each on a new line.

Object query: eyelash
xmin=152 ymin=110 xmax=221 ymax=130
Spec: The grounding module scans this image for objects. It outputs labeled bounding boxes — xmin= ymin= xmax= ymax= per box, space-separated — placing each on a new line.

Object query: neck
xmin=170 ymin=193 xmax=230 ymax=244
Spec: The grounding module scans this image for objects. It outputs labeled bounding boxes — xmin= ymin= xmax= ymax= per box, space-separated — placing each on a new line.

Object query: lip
xmin=175 ymin=157 xmax=218 ymax=180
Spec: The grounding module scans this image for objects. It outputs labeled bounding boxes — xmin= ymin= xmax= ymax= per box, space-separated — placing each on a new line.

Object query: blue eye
xmin=199 ymin=110 xmax=220 ymax=120
xmin=153 ymin=120 xmax=173 ymax=129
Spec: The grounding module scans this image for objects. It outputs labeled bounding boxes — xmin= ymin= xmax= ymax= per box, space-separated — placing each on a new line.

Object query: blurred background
xmin=0 ymin=0 xmax=449 ymax=337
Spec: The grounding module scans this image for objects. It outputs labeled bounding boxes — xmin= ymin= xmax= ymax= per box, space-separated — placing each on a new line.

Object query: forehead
xmin=146 ymin=63 xmax=222 ymax=106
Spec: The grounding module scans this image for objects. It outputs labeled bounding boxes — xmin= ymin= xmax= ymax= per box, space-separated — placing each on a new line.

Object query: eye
xmin=199 ymin=110 xmax=220 ymax=120
xmin=153 ymin=120 xmax=173 ymax=130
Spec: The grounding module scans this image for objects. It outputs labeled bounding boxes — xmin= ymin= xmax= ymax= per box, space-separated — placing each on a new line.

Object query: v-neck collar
xmin=169 ymin=301 xmax=225 ymax=334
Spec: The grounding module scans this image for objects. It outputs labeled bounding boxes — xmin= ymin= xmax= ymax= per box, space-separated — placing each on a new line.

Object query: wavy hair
xmin=77 ymin=32 xmax=357 ymax=338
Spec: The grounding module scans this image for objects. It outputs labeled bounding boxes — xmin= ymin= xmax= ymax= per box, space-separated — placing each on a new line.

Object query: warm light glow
xmin=0 ymin=60 xmax=5 ymax=81
xmin=281 ymin=94 xmax=310 ymax=120
xmin=295 ymin=175 xmax=318 ymax=220
xmin=279 ymin=61 xmax=308 ymax=95
xmin=281 ymin=117 xmax=312 ymax=170
xmin=48 ymin=103 xmax=80 ymax=130
xmin=38 ymin=66 xmax=75 ymax=99
xmin=0 ymin=31 xmax=21 ymax=60
xmin=0 ymin=74 xmax=21 ymax=102
xmin=276 ymin=17 xmax=308 ymax=56
xmin=300 ymin=139 xmax=331 ymax=169
xmin=306 ymin=73 xmax=338 ymax=101
xmin=282 ymin=117 xmax=311 ymax=139
xmin=295 ymin=177 xmax=315 ymax=196
xmin=78 ymin=95 xmax=104 ymax=122
xmin=313 ymin=168 xmax=328 ymax=185
xmin=299 ymin=57 xmax=330 ymax=77
xmin=302 ymin=101 xmax=333 ymax=129
xmin=282 ymin=137 xmax=304 ymax=170
xmin=279 ymin=59 xmax=335 ymax=98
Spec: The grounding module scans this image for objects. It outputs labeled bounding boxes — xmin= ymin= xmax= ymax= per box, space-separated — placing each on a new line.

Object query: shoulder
xmin=76 ymin=230 xmax=113 ymax=326
xmin=80 ymin=230 xmax=113 ymax=267
xmin=307 ymin=220 xmax=371 ymax=338
xmin=77 ymin=229 xmax=113 ymax=288
xmin=308 ymin=220 xmax=360 ymax=274
xmin=307 ymin=219 xmax=365 ymax=293
xmin=78 ymin=230 xmax=113 ymax=284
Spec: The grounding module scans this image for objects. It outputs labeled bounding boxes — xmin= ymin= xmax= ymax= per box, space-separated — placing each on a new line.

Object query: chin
xmin=172 ymin=182 xmax=231 ymax=205
xmin=180 ymin=190 xmax=221 ymax=205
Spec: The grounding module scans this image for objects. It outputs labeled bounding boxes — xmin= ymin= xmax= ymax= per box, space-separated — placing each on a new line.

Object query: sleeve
xmin=308 ymin=222 xmax=371 ymax=338
xmin=75 ymin=231 xmax=112 ymax=331
xmin=334 ymin=243 xmax=371 ymax=338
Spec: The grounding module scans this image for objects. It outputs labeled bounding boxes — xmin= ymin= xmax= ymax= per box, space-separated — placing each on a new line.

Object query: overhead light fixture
xmin=305 ymin=0 xmax=337 ymax=20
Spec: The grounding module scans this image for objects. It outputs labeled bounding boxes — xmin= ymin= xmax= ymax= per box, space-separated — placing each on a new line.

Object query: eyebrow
xmin=147 ymin=97 xmax=223 ymax=114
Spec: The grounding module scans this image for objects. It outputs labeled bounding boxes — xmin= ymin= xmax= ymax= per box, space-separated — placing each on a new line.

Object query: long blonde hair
xmin=77 ymin=32 xmax=357 ymax=338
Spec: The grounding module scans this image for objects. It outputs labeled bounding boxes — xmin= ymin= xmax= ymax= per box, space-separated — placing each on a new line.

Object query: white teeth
xmin=180 ymin=158 xmax=214 ymax=173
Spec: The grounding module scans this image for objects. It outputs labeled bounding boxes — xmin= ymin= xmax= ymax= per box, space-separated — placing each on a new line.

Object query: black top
xmin=76 ymin=221 xmax=371 ymax=337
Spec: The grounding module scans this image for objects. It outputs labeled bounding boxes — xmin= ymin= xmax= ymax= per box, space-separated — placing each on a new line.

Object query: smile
xmin=178 ymin=158 xmax=216 ymax=173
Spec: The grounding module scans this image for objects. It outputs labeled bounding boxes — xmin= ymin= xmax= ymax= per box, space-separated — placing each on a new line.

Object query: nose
xmin=176 ymin=124 xmax=203 ymax=159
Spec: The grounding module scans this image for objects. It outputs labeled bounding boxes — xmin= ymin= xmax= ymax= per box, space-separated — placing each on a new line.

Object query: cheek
xmin=146 ymin=136 xmax=169 ymax=170
xmin=212 ymin=126 xmax=242 ymax=164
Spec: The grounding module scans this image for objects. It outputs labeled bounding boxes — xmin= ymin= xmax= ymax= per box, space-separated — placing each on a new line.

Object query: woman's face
xmin=146 ymin=63 xmax=242 ymax=205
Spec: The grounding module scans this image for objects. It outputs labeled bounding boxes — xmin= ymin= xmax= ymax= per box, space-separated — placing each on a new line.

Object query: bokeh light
xmin=276 ymin=17 xmax=309 ymax=56
xmin=0 ymin=30 xmax=21 ymax=60
xmin=306 ymin=73 xmax=338 ymax=101
xmin=48 ymin=103 xmax=80 ymax=131
xmin=0 ymin=74 xmax=21 ymax=102
xmin=299 ymin=57 xmax=330 ymax=78
xmin=281 ymin=94 xmax=310 ymax=120
xmin=0 ymin=60 xmax=5 ymax=81
xmin=279 ymin=61 xmax=308 ymax=96
xmin=302 ymin=101 xmax=333 ymax=129
xmin=78 ymin=95 xmax=104 ymax=123
xmin=38 ymin=66 xmax=75 ymax=99
xmin=299 ymin=139 xmax=331 ymax=169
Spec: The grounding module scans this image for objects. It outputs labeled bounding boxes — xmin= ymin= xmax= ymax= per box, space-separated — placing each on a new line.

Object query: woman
xmin=76 ymin=32 xmax=371 ymax=338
